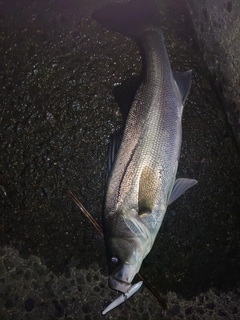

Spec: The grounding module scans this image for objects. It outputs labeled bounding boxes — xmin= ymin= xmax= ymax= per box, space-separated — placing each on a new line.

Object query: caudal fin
xmin=92 ymin=0 xmax=161 ymax=38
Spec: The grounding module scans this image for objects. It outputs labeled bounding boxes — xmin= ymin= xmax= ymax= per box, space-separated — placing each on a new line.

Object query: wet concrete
xmin=0 ymin=0 xmax=240 ymax=318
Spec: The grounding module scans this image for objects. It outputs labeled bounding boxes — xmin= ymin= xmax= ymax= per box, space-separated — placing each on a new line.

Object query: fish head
xmin=105 ymin=210 xmax=152 ymax=293
xmin=106 ymin=237 xmax=142 ymax=293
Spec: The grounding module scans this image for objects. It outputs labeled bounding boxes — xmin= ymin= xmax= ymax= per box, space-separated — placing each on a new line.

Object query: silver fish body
xmin=92 ymin=0 xmax=197 ymax=294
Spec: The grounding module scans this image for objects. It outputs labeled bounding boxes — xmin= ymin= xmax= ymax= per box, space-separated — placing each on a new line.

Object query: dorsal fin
xmin=173 ymin=70 xmax=192 ymax=105
xmin=113 ymin=76 xmax=142 ymax=120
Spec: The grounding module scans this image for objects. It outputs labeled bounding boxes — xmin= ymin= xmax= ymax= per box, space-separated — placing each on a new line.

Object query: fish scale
xmin=110 ymin=30 xmax=182 ymax=215
xmin=92 ymin=0 xmax=197 ymax=296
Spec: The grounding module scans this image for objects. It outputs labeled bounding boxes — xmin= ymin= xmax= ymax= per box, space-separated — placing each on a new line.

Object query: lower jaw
xmin=108 ymin=275 xmax=131 ymax=293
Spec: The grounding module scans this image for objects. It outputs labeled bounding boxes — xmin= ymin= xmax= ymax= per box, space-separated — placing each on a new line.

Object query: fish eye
xmin=111 ymin=256 xmax=118 ymax=264
xmin=109 ymin=254 xmax=120 ymax=265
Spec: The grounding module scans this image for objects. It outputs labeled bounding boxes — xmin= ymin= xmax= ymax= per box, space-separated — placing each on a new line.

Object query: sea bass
xmin=92 ymin=0 xmax=197 ymax=294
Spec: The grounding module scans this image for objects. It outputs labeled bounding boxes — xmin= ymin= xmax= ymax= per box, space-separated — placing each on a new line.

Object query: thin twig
xmin=68 ymin=190 xmax=103 ymax=237
xmin=67 ymin=189 xmax=167 ymax=310
xmin=136 ymin=273 xmax=167 ymax=310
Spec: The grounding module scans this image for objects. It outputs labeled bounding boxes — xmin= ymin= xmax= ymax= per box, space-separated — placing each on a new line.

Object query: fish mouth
xmin=109 ymin=275 xmax=132 ymax=293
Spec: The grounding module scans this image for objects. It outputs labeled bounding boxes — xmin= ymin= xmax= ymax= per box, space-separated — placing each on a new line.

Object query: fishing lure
xmin=102 ymin=281 xmax=143 ymax=315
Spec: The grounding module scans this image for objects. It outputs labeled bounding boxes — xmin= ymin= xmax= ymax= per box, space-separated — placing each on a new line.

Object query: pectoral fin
xmin=138 ymin=167 xmax=159 ymax=215
xmin=168 ymin=178 xmax=197 ymax=205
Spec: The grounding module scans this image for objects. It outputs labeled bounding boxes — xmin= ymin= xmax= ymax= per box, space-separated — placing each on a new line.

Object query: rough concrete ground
xmin=0 ymin=246 xmax=239 ymax=319
xmin=0 ymin=0 xmax=240 ymax=319
xmin=186 ymin=0 xmax=240 ymax=146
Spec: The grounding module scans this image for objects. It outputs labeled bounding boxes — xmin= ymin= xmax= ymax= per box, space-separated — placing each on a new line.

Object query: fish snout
xmin=109 ymin=263 xmax=138 ymax=293
xmin=109 ymin=275 xmax=131 ymax=293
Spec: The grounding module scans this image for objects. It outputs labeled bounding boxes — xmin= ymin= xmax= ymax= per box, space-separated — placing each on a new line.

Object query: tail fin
xmin=92 ymin=0 xmax=161 ymax=38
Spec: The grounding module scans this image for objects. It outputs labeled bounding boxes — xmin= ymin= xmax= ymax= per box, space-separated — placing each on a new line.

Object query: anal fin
xmin=113 ymin=76 xmax=142 ymax=120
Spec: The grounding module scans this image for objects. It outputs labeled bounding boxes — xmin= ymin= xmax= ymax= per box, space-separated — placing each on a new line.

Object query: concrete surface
xmin=0 ymin=246 xmax=239 ymax=319
xmin=186 ymin=0 xmax=240 ymax=146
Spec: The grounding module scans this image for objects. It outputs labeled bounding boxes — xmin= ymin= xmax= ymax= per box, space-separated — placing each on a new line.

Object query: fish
xmin=92 ymin=0 xmax=197 ymax=294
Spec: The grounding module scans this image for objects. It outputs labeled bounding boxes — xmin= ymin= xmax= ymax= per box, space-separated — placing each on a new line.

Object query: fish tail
xmin=92 ymin=0 xmax=161 ymax=38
